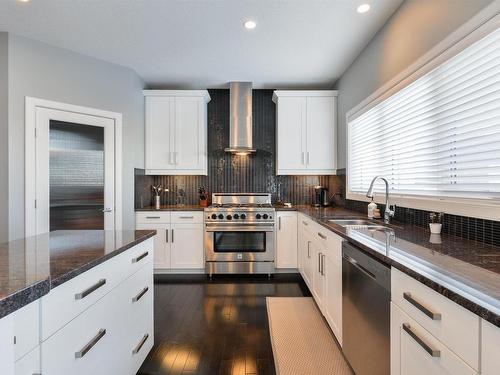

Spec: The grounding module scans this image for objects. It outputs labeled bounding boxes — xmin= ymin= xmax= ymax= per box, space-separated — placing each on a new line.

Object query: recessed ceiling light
xmin=357 ymin=4 xmax=370 ymax=13
xmin=244 ymin=20 xmax=257 ymax=30
xmin=17 ymin=0 xmax=31 ymax=3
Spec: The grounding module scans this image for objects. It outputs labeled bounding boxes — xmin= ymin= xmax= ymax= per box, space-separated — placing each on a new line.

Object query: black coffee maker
xmin=314 ymin=186 xmax=329 ymax=207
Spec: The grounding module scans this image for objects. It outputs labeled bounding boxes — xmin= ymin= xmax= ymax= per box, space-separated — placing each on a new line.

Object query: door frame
xmin=25 ymin=97 xmax=122 ymax=237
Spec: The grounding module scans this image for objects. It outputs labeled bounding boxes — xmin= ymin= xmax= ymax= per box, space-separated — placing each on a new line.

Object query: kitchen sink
xmin=328 ymin=219 xmax=388 ymax=230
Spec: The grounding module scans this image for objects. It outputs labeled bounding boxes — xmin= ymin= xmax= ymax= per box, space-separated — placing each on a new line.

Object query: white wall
xmin=0 ymin=33 xmax=8 ymax=243
xmin=334 ymin=0 xmax=495 ymax=169
xmin=7 ymin=34 xmax=145 ymax=240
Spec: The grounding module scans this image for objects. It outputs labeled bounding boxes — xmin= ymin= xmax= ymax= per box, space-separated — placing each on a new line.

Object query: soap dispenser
xmin=367 ymin=198 xmax=377 ymax=219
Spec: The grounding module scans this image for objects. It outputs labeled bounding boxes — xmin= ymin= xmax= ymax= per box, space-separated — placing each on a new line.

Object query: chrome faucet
xmin=366 ymin=176 xmax=396 ymax=224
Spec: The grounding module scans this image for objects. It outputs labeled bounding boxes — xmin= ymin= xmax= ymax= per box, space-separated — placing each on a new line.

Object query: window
xmin=348 ymin=26 xmax=500 ymax=203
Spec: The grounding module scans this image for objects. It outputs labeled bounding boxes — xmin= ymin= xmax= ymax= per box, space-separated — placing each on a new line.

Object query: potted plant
xmin=198 ymin=187 xmax=208 ymax=207
xmin=152 ymin=185 xmax=165 ymax=210
xmin=429 ymin=212 xmax=443 ymax=234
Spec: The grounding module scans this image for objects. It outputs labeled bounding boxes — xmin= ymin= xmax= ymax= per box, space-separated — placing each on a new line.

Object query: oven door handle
xmin=205 ymin=224 xmax=275 ymax=232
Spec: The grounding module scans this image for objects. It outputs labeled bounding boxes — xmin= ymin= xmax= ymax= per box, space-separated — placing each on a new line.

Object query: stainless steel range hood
xmin=225 ymin=82 xmax=256 ymax=155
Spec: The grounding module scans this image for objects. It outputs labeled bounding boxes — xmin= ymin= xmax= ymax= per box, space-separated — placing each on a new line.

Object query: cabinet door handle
xmin=75 ymin=279 xmax=106 ymax=300
xmin=278 ymin=217 xmax=282 ymax=230
xmin=75 ymin=329 xmax=106 ymax=358
xmin=301 ymin=152 xmax=305 ymax=165
xmin=132 ymin=333 xmax=149 ymax=355
xmin=146 ymin=216 xmax=161 ymax=219
xmin=166 ymin=229 xmax=169 ymax=243
xmin=402 ymin=323 xmax=440 ymax=358
xmin=403 ymin=292 xmax=442 ymax=320
xmin=179 ymin=216 xmax=194 ymax=219
xmin=171 ymin=229 xmax=174 ymax=243
xmin=132 ymin=286 xmax=149 ymax=303
xmin=174 ymin=151 xmax=178 ymax=165
xmin=307 ymin=241 xmax=311 ymax=258
xmin=169 ymin=151 xmax=173 ymax=164
xmin=132 ymin=251 xmax=149 ymax=263
xmin=306 ymin=151 xmax=310 ymax=165
xmin=318 ymin=232 xmax=327 ymax=240
xmin=302 ymin=221 xmax=308 ymax=226
xmin=318 ymin=252 xmax=322 ymax=273
xmin=321 ymin=254 xmax=325 ymax=275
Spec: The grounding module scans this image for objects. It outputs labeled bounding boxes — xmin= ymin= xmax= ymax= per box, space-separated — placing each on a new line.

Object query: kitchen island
xmin=0 ymin=229 xmax=156 ymax=375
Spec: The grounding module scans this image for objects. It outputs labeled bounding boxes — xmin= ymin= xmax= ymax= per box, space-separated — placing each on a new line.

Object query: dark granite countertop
xmin=0 ymin=229 xmax=155 ymax=319
xmin=136 ymin=205 xmax=205 ymax=211
xmin=290 ymin=205 xmax=500 ymax=327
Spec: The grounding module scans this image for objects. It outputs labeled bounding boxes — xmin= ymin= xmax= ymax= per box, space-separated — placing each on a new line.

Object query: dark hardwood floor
xmin=138 ymin=274 xmax=310 ymax=375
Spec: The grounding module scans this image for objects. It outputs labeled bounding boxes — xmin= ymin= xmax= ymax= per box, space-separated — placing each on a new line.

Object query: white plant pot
xmin=154 ymin=195 xmax=161 ymax=210
xmin=429 ymin=223 xmax=442 ymax=234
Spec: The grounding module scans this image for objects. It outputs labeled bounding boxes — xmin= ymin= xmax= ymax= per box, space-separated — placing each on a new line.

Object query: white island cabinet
xmin=273 ymin=90 xmax=337 ymax=175
xmin=144 ymin=90 xmax=211 ymax=175
xmin=0 ymin=236 xmax=155 ymax=375
xmin=481 ymin=319 xmax=500 ymax=375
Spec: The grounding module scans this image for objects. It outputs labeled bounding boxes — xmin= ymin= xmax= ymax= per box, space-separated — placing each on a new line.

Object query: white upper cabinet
xmin=144 ymin=90 xmax=210 ymax=175
xmin=273 ymin=91 xmax=337 ymax=175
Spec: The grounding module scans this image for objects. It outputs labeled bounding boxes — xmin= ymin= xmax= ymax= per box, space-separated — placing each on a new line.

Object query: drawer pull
xmin=403 ymin=292 xmax=442 ymax=320
xmin=132 ymin=333 xmax=149 ymax=354
xmin=75 ymin=329 xmax=106 ymax=358
xmin=145 ymin=216 xmax=161 ymax=219
xmin=132 ymin=251 xmax=149 ymax=263
xmin=132 ymin=286 xmax=149 ymax=303
xmin=402 ymin=323 xmax=440 ymax=358
xmin=302 ymin=221 xmax=309 ymax=226
xmin=179 ymin=216 xmax=194 ymax=219
xmin=75 ymin=279 xmax=106 ymax=300
xmin=318 ymin=232 xmax=327 ymax=240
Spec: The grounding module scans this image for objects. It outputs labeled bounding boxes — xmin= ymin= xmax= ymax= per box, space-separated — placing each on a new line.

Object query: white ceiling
xmin=0 ymin=0 xmax=403 ymax=89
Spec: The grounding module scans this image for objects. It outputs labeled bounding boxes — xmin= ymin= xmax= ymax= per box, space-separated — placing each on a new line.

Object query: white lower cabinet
xmin=391 ymin=302 xmax=476 ymax=375
xmin=14 ymin=346 xmax=40 ymax=375
xmin=136 ymin=211 xmax=204 ymax=271
xmin=481 ymin=319 xmax=500 ymax=375
xmin=276 ymin=211 xmax=298 ymax=268
xmin=297 ymin=213 xmax=343 ymax=345
xmin=0 ymin=313 xmax=14 ymax=375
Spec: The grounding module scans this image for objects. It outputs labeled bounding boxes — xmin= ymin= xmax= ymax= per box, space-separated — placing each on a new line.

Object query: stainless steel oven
xmin=204 ymin=193 xmax=276 ymax=275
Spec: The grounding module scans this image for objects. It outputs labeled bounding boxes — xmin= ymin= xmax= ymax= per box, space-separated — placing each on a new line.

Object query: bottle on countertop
xmin=367 ymin=199 xmax=377 ymax=219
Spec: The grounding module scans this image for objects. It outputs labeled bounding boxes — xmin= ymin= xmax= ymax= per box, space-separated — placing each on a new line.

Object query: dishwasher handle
xmin=342 ymin=254 xmax=376 ymax=281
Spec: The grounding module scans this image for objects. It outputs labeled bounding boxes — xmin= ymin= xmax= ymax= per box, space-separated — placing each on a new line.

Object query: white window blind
xmin=348 ymin=27 xmax=500 ymax=200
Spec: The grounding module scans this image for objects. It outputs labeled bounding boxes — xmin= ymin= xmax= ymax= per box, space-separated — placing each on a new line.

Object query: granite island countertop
xmin=0 ymin=229 xmax=156 ymax=319
xmin=282 ymin=205 xmax=500 ymax=327
xmin=136 ymin=205 xmax=205 ymax=211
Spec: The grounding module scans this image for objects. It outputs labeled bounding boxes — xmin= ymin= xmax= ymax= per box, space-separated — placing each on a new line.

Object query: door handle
xmin=132 ymin=334 xmax=149 ymax=355
xmin=174 ymin=151 xmax=178 ymax=165
xmin=318 ymin=252 xmax=322 ymax=273
xmin=101 ymin=207 xmax=113 ymax=213
xmin=75 ymin=329 xmax=106 ymax=358
xmin=342 ymin=254 xmax=376 ymax=280
xmin=132 ymin=286 xmax=149 ymax=303
xmin=302 ymin=221 xmax=308 ymax=226
xmin=171 ymin=229 xmax=174 ymax=243
xmin=317 ymin=232 xmax=327 ymax=240
xmin=402 ymin=323 xmax=440 ymax=357
xmin=307 ymin=241 xmax=311 ymax=258
xmin=306 ymin=151 xmax=310 ymax=165
xmin=179 ymin=216 xmax=194 ymax=219
xmin=75 ymin=279 xmax=106 ymax=300
xmin=301 ymin=152 xmax=305 ymax=165
xmin=321 ymin=254 xmax=325 ymax=275
xmin=132 ymin=251 xmax=149 ymax=264
xmin=403 ymin=292 xmax=441 ymax=320
xmin=169 ymin=151 xmax=173 ymax=164
xmin=278 ymin=217 xmax=281 ymax=230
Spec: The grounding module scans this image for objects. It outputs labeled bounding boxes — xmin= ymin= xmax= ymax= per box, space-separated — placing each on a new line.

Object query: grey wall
xmin=0 ymin=33 xmax=8 ymax=242
xmin=334 ymin=0 xmax=495 ymax=169
xmin=7 ymin=34 xmax=145 ymax=240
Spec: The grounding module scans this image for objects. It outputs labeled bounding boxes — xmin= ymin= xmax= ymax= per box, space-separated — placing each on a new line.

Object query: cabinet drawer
xmin=14 ymin=345 xmax=40 ymax=375
xmin=391 ymin=268 xmax=479 ymax=370
xmin=13 ymin=300 xmax=39 ymax=361
xmin=41 ymin=287 xmax=119 ymax=375
xmin=41 ymin=253 xmax=122 ymax=340
xmin=171 ymin=211 xmax=204 ymax=224
xmin=136 ymin=211 xmax=171 ymax=224
xmin=298 ymin=214 xmax=314 ymax=234
xmin=391 ymin=303 xmax=476 ymax=375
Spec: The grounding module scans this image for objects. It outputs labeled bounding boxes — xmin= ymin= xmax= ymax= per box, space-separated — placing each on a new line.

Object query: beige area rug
xmin=267 ymin=297 xmax=353 ymax=375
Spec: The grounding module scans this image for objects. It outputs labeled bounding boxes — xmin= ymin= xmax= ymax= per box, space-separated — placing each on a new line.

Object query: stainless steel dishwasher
xmin=342 ymin=241 xmax=391 ymax=375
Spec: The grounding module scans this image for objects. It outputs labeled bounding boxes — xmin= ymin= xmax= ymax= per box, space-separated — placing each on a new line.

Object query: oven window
xmin=214 ymin=232 xmax=266 ymax=253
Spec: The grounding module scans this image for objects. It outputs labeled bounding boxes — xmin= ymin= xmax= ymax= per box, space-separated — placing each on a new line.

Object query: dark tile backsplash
xmin=135 ymin=89 xmax=345 ymax=208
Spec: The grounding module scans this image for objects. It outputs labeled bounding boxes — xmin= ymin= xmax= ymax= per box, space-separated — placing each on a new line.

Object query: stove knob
xmin=256 ymin=214 xmax=262 ymax=219
xmin=218 ymin=214 xmax=224 ymax=220
xmin=211 ymin=214 xmax=217 ymax=220
xmin=233 ymin=214 xmax=239 ymax=219
xmin=226 ymin=214 xmax=232 ymax=220
xmin=263 ymin=214 xmax=269 ymax=220
xmin=240 ymin=213 xmax=247 ymax=220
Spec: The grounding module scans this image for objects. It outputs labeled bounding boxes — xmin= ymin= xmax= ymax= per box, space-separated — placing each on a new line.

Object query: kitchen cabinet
xmin=0 ymin=314 xmax=14 ymax=375
xmin=391 ymin=302 xmax=475 ymax=375
xmin=311 ymin=239 xmax=326 ymax=309
xmin=481 ymin=319 xmax=500 ymax=375
xmin=276 ymin=211 xmax=298 ymax=268
xmin=136 ymin=211 xmax=204 ymax=271
xmin=297 ymin=214 xmax=313 ymax=288
xmin=273 ymin=91 xmax=337 ymax=175
xmin=144 ymin=90 xmax=210 ymax=175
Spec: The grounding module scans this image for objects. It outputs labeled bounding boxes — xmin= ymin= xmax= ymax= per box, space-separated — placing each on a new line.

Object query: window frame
xmin=346 ymin=12 xmax=500 ymax=220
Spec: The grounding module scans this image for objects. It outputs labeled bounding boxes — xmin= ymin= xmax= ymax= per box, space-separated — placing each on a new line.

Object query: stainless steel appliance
xmin=204 ymin=193 xmax=275 ymax=275
xmin=342 ymin=241 xmax=391 ymax=375
xmin=314 ymin=186 xmax=329 ymax=207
